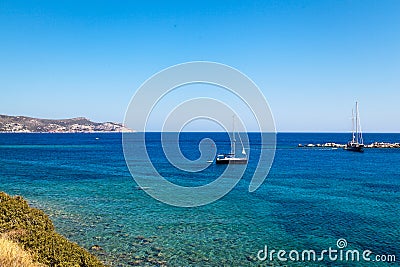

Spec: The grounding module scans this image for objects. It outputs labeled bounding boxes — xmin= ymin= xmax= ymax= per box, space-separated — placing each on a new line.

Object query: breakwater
xmin=298 ymin=142 xmax=400 ymax=149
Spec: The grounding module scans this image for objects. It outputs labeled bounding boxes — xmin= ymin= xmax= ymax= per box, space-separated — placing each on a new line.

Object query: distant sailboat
xmin=216 ymin=116 xmax=248 ymax=164
xmin=345 ymin=101 xmax=364 ymax=153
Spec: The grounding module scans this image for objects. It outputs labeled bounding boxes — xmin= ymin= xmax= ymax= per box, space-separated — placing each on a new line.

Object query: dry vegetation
xmin=0 ymin=236 xmax=44 ymax=267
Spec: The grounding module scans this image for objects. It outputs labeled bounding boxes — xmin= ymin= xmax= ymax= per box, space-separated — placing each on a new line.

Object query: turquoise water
xmin=0 ymin=133 xmax=399 ymax=266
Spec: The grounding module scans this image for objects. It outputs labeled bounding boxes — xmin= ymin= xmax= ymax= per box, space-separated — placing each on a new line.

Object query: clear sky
xmin=1 ymin=0 xmax=399 ymax=132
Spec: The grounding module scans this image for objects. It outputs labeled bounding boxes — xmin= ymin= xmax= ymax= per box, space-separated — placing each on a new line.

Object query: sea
xmin=0 ymin=132 xmax=398 ymax=267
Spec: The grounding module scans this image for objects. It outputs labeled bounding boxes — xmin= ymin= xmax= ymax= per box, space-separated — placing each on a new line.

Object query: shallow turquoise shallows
xmin=0 ymin=133 xmax=399 ymax=266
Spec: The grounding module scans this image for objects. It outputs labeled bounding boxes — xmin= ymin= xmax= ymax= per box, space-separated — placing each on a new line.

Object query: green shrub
xmin=0 ymin=192 xmax=105 ymax=267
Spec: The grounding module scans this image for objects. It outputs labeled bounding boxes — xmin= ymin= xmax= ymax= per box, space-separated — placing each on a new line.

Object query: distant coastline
xmin=0 ymin=115 xmax=134 ymax=133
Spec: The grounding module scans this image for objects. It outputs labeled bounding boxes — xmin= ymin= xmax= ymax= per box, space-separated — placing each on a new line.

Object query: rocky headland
xmin=0 ymin=115 xmax=133 ymax=133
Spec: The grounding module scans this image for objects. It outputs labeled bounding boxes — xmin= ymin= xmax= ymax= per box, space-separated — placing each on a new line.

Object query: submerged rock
xmin=91 ymin=245 xmax=103 ymax=251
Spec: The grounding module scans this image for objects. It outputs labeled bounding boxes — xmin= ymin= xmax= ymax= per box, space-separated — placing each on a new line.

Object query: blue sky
xmin=0 ymin=0 xmax=399 ymax=132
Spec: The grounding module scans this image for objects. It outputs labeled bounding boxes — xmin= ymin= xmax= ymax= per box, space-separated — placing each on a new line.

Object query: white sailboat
xmin=345 ymin=101 xmax=364 ymax=153
xmin=216 ymin=116 xmax=248 ymax=164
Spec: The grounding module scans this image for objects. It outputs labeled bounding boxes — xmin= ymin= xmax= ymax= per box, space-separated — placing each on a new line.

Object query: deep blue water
xmin=0 ymin=133 xmax=399 ymax=266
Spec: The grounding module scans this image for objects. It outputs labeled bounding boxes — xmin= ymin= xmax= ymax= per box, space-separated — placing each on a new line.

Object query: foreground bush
xmin=0 ymin=192 xmax=105 ymax=267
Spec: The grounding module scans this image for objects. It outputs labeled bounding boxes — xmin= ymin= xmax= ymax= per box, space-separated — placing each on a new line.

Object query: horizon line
xmin=2 ymin=131 xmax=398 ymax=134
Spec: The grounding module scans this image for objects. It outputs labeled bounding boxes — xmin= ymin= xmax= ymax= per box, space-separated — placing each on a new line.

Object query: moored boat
xmin=216 ymin=116 xmax=248 ymax=164
xmin=345 ymin=101 xmax=364 ymax=153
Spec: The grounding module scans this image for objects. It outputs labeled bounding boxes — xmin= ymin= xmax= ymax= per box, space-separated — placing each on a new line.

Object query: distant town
xmin=0 ymin=115 xmax=133 ymax=133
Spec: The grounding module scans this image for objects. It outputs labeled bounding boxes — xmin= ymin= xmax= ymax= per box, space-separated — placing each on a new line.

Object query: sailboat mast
xmin=231 ymin=115 xmax=236 ymax=156
xmin=356 ymin=102 xmax=363 ymax=145
xmin=352 ymin=108 xmax=355 ymax=143
xmin=355 ymin=101 xmax=359 ymax=144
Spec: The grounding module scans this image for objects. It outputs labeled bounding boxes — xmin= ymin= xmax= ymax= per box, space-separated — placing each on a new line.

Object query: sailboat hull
xmin=216 ymin=158 xmax=248 ymax=164
xmin=345 ymin=144 xmax=364 ymax=153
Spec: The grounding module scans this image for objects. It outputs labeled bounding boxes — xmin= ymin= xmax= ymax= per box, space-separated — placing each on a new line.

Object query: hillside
xmin=0 ymin=192 xmax=105 ymax=266
xmin=0 ymin=115 xmax=133 ymax=133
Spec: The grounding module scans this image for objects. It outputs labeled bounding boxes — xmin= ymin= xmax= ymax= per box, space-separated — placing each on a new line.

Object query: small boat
xmin=216 ymin=153 xmax=248 ymax=164
xmin=345 ymin=101 xmax=364 ymax=153
xmin=216 ymin=116 xmax=248 ymax=164
xmin=135 ymin=186 xmax=150 ymax=190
